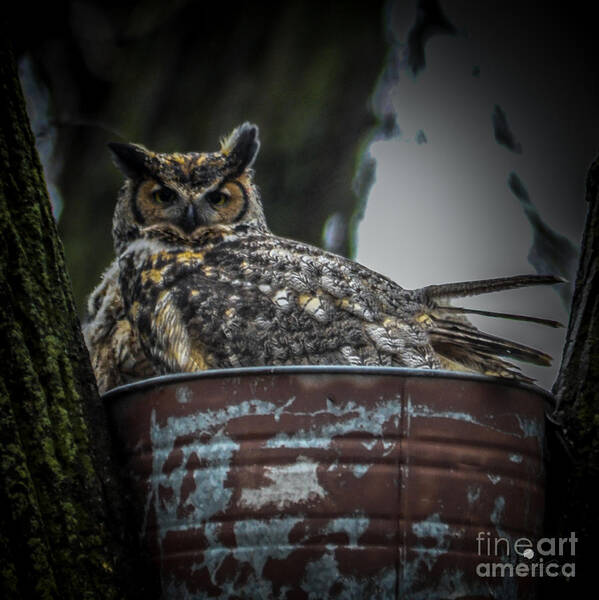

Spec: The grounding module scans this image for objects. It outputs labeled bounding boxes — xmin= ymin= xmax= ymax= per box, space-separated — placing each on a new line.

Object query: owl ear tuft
xmin=108 ymin=142 xmax=153 ymax=179
xmin=220 ymin=123 xmax=260 ymax=175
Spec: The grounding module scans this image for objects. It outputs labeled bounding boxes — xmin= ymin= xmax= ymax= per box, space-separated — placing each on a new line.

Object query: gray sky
xmin=356 ymin=1 xmax=598 ymax=389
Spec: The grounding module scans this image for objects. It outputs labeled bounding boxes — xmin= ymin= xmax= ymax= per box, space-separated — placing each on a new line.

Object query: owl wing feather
xmin=119 ymin=229 xmax=560 ymax=382
xmin=245 ymin=234 xmax=560 ymax=378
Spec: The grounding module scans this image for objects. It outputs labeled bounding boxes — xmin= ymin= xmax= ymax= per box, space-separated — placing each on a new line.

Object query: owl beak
xmin=181 ymin=204 xmax=202 ymax=233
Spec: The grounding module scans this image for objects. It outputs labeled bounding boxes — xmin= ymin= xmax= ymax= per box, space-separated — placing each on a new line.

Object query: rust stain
xmin=105 ymin=367 xmax=548 ymax=599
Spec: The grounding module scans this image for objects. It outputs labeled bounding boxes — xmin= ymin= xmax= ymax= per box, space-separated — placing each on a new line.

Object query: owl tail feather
xmin=429 ymin=318 xmax=553 ymax=366
xmin=416 ymin=274 xmax=564 ymax=377
xmin=420 ymin=274 xmax=564 ymax=300
xmin=438 ymin=306 xmax=563 ymax=328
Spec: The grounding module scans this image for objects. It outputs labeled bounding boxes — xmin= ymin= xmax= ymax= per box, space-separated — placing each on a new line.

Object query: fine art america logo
xmin=476 ymin=532 xmax=577 ymax=578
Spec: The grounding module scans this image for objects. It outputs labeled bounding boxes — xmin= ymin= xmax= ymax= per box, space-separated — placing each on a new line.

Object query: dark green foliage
xmin=15 ymin=1 xmax=386 ymax=313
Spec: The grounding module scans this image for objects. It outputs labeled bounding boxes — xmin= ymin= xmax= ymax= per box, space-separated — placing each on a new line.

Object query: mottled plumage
xmin=84 ymin=123 xmax=561 ymax=393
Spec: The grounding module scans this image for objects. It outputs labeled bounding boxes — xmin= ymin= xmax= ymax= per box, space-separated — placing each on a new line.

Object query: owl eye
xmin=206 ymin=190 xmax=230 ymax=207
xmin=153 ymin=187 xmax=177 ymax=204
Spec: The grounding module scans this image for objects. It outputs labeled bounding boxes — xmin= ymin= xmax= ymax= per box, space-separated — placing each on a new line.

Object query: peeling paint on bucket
xmin=104 ymin=366 xmax=550 ymax=599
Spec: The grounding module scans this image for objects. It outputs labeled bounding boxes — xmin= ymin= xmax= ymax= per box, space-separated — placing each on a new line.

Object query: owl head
xmin=109 ymin=123 xmax=266 ymax=254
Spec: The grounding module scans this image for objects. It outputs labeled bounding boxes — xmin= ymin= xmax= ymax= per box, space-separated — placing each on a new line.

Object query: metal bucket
xmin=104 ymin=366 xmax=550 ymax=599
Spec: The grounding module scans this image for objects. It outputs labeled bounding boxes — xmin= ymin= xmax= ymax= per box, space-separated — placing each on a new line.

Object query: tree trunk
xmin=0 ymin=37 xmax=155 ymax=599
xmin=544 ymin=155 xmax=599 ymax=595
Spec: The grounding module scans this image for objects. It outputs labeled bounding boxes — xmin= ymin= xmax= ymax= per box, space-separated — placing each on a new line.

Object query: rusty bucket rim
xmin=101 ymin=365 xmax=555 ymax=405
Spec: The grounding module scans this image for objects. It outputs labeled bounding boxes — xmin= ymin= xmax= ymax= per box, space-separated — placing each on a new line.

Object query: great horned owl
xmin=83 ymin=123 xmax=561 ymax=393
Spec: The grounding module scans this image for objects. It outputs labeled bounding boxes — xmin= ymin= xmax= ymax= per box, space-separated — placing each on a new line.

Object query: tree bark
xmin=544 ymin=155 xmax=599 ymax=594
xmin=0 ymin=37 xmax=155 ymax=599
